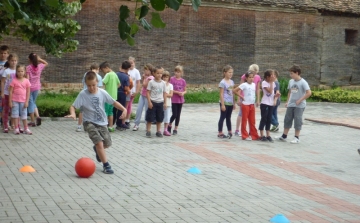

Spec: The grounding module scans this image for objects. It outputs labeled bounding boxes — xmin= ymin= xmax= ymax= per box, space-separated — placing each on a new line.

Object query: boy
xmin=270 ymin=70 xmax=281 ymax=132
xmin=0 ymin=45 xmax=10 ymax=126
xmin=99 ymin=61 xmax=120 ymax=132
xmin=76 ymin=63 xmax=103 ymax=132
xmin=276 ymin=65 xmax=311 ymax=144
xmin=125 ymin=57 xmax=141 ymax=127
xmin=66 ymin=71 xmax=127 ymax=174
xmin=146 ymin=66 xmax=166 ymax=138
xmin=114 ymin=61 xmax=130 ymax=130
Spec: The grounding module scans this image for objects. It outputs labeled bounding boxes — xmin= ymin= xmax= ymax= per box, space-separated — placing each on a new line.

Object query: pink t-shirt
xmin=141 ymin=76 xmax=154 ymax=96
xmin=10 ymin=78 xmax=31 ymax=102
xmin=26 ymin=63 xmax=45 ymax=92
xmin=170 ymin=76 xmax=186 ymax=104
xmin=240 ymin=74 xmax=261 ymax=97
xmin=260 ymin=80 xmax=274 ymax=106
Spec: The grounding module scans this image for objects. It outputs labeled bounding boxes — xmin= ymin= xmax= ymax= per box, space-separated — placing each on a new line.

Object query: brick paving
xmin=0 ymin=102 xmax=359 ymax=223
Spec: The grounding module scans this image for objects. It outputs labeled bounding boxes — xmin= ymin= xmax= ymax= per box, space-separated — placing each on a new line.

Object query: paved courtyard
xmin=0 ymin=102 xmax=359 ymax=223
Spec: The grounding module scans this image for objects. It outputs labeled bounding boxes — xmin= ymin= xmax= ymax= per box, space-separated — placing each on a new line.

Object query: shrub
xmin=311 ymin=88 xmax=360 ymax=103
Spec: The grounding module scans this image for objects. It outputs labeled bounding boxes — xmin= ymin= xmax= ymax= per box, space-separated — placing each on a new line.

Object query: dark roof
xmin=204 ymin=0 xmax=360 ymax=15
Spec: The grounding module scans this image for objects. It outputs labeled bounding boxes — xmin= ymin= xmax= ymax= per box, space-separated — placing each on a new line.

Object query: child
xmin=276 ymin=65 xmax=312 ymax=144
xmin=162 ymin=70 xmax=173 ymax=136
xmin=26 ymin=53 xmax=48 ymax=127
xmin=9 ymin=65 xmax=31 ymax=134
xmin=1 ymin=54 xmax=18 ymax=133
xmin=146 ymin=66 xmax=166 ymax=138
xmin=76 ymin=64 xmax=103 ymax=132
xmin=125 ymin=56 xmax=141 ymax=127
xmin=234 ymin=64 xmax=261 ymax=137
xmin=133 ymin=63 xmax=154 ymax=131
xmin=168 ymin=65 xmax=186 ymax=135
xmin=258 ymin=69 xmax=277 ymax=142
xmin=66 ymin=71 xmax=127 ymax=174
xmin=233 ymin=71 xmax=260 ymax=141
xmin=114 ymin=61 xmax=130 ymax=130
xmin=218 ymin=65 xmax=235 ymax=139
xmin=270 ymin=70 xmax=281 ymax=132
xmin=99 ymin=61 xmax=120 ymax=132
xmin=0 ymin=46 xmax=10 ymax=126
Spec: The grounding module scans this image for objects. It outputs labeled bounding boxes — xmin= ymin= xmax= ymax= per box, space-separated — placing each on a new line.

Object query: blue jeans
xmin=134 ymin=95 xmax=148 ymax=126
xmin=28 ymin=90 xmax=39 ymax=114
xmin=271 ymin=105 xmax=279 ymax=126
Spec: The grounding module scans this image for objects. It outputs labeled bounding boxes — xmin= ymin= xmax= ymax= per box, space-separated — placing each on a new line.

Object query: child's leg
xmin=258 ymin=104 xmax=268 ymax=137
xmin=249 ymin=105 xmax=260 ymax=140
xmin=282 ymin=107 xmax=295 ymax=137
xmin=265 ymin=106 xmax=274 ymax=137
xmin=163 ymin=107 xmax=171 ymax=132
xmin=108 ymin=115 xmax=114 ymax=128
xmin=174 ymin=103 xmax=183 ymax=130
xmin=225 ymin=105 xmax=233 ymax=133
xmin=134 ymin=95 xmax=145 ymax=126
xmin=241 ymin=104 xmax=250 ymax=139
xmin=218 ymin=103 xmax=226 ymax=135
xmin=155 ymin=102 xmax=164 ymax=133
xmin=2 ymin=95 xmax=9 ymax=129
xmin=95 ymin=141 xmax=107 ymax=163
xmin=271 ymin=105 xmax=279 ymax=127
xmin=145 ymin=103 xmax=154 ymax=132
xmin=125 ymin=96 xmax=134 ymax=122
xmin=293 ymin=107 xmax=305 ymax=137
xmin=122 ymin=100 xmax=130 ymax=125
xmin=78 ymin=112 xmax=83 ymax=126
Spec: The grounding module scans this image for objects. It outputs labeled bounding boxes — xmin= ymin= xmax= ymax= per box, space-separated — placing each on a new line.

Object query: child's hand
xmin=275 ymin=92 xmax=281 ymax=97
xmin=9 ymin=101 xmax=12 ymax=108
xmin=163 ymin=104 xmax=167 ymax=110
xmin=24 ymin=102 xmax=28 ymax=109
xmin=65 ymin=114 xmax=76 ymax=120
xmin=148 ymin=102 xmax=153 ymax=109
xmin=221 ymin=104 xmax=226 ymax=111
xmin=233 ymin=104 xmax=236 ymax=110
xmin=119 ymin=109 xmax=127 ymax=119
xmin=295 ymin=99 xmax=302 ymax=105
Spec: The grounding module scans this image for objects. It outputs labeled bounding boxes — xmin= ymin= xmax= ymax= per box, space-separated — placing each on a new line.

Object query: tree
xmin=0 ymin=0 xmax=201 ymax=57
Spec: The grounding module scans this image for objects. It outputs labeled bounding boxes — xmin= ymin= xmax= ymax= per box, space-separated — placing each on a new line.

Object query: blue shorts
xmin=11 ymin=101 xmax=27 ymax=119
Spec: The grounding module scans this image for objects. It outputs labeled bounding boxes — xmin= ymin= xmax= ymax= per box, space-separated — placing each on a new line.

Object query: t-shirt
xmin=72 ymin=88 xmax=115 ymax=126
xmin=2 ymin=68 xmax=16 ymax=95
xmin=239 ymin=82 xmax=256 ymax=105
xmin=82 ymin=72 xmax=103 ymax=89
xmin=141 ymin=76 xmax=154 ymax=96
xmin=218 ymin=79 xmax=234 ymax=105
xmin=274 ymin=80 xmax=281 ymax=106
xmin=165 ymin=83 xmax=173 ymax=106
xmin=260 ymin=81 xmax=275 ymax=106
xmin=102 ymin=71 xmax=120 ymax=100
xmin=116 ymin=71 xmax=129 ymax=94
xmin=147 ymin=79 xmax=166 ymax=103
xmin=128 ymin=68 xmax=141 ymax=94
xmin=240 ymin=74 xmax=261 ymax=97
xmin=26 ymin=64 xmax=45 ymax=92
xmin=287 ymin=78 xmax=310 ymax=108
xmin=170 ymin=76 xmax=186 ymax=104
xmin=10 ymin=78 xmax=31 ymax=103
xmin=0 ymin=61 xmax=6 ymax=93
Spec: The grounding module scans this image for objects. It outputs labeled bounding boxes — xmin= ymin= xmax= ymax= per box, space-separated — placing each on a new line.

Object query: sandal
xmin=217 ymin=134 xmax=228 ymax=139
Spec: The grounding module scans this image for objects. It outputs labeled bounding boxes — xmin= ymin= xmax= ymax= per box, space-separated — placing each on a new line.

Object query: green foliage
xmin=0 ymin=0 xmax=83 ymax=57
xmin=37 ymin=91 xmax=78 ymax=117
xmin=310 ymin=89 xmax=360 ymax=103
xmin=184 ymin=89 xmax=219 ymax=103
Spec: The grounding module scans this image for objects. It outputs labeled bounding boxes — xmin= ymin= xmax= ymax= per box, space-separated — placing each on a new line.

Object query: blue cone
xmin=270 ymin=214 xmax=290 ymax=223
xmin=187 ymin=167 xmax=201 ymax=174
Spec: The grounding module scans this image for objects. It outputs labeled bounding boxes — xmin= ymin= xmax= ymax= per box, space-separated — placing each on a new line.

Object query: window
xmin=345 ymin=29 xmax=358 ymax=45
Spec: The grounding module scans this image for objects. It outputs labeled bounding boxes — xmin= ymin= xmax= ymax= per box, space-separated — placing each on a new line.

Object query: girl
xmin=258 ymin=69 xmax=277 ymax=142
xmin=26 ymin=53 xmax=48 ymax=127
xmin=9 ymin=65 xmax=31 ymax=134
xmin=168 ymin=65 xmax=186 ymax=135
xmin=162 ymin=71 xmax=173 ymax=136
xmin=217 ymin=65 xmax=235 ymax=139
xmin=133 ymin=63 xmax=154 ymax=131
xmin=233 ymin=71 xmax=260 ymax=141
xmin=1 ymin=54 xmax=18 ymax=133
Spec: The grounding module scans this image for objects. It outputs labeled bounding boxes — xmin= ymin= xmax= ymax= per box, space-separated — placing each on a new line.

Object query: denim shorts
xmin=11 ymin=101 xmax=27 ymax=119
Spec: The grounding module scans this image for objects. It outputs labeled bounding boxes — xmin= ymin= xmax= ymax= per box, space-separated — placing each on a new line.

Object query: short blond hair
xmin=174 ymin=65 xmax=183 ymax=73
xmin=128 ymin=56 xmax=135 ymax=61
xmin=162 ymin=70 xmax=170 ymax=79
xmin=248 ymin=64 xmax=259 ymax=73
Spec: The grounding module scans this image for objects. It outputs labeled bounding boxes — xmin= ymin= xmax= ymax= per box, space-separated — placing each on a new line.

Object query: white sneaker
xmin=133 ymin=125 xmax=139 ymax=131
xmin=76 ymin=126 xmax=82 ymax=132
xmin=275 ymin=136 xmax=287 ymax=142
xmin=290 ymin=137 xmax=300 ymax=144
xmin=244 ymin=137 xmax=252 ymax=141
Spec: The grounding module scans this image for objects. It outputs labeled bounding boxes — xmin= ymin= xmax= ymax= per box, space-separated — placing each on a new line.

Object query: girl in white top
xmin=162 ymin=71 xmax=173 ymax=136
xmin=233 ymin=71 xmax=260 ymax=141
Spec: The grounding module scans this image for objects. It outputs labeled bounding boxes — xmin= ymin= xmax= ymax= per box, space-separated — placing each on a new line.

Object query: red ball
xmin=75 ymin=157 xmax=96 ymax=178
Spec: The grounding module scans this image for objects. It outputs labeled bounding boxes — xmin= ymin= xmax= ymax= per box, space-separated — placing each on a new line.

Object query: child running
xmin=146 ymin=66 xmax=166 ymax=138
xmin=168 ymin=65 xmax=186 ymax=135
xmin=233 ymin=71 xmax=260 ymax=141
xmin=9 ymin=65 xmax=31 ymax=134
xmin=162 ymin=70 xmax=173 ymax=136
xmin=217 ymin=65 xmax=235 ymax=139
xmin=66 ymin=71 xmax=127 ymax=174
xmin=1 ymin=54 xmax=18 ymax=133
xmin=26 ymin=53 xmax=48 ymax=127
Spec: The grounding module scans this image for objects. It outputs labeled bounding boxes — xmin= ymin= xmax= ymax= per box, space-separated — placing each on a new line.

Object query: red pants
xmin=241 ymin=104 xmax=259 ymax=140
xmin=2 ymin=95 xmax=10 ymax=129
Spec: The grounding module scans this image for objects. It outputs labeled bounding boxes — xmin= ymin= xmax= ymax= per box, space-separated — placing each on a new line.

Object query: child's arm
xmin=147 ymin=90 xmax=153 ymax=109
xmin=1 ymin=77 xmax=5 ymax=98
xmin=65 ymin=106 xmax=77 ymax=120
xmin=167 ymin=89 xmax=173 ymax=98
xmin=38 ymin=57 xmax=48 ymax=66
xmin=143 ymin=77 xmax=150 ymax=89
xmin=233 ymin=87 xmax=245 ymax=101
xmin=285 ymin=91 xmax=291 ymax=107
xmin=136 ymin=80 xmax=141 ymax=94
xmin=219 ymin=87 xmax=225 ymax=111
xmin=8 ymin=86 xmax=13 ymax=108
xmin=296 ymin=89 xmax=312 ymax=105
xmin=113 ymin=101 xmax=127 ymax=119
xmin=256 ymin=82 xmax=261 ymax=107
xmin=24 ymin=86 xmax=30 ymax=108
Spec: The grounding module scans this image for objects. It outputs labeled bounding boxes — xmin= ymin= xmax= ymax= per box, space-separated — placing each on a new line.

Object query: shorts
xmin=284 ymin=107 xmax=305 ymax=130
xmin=105 ymin=103 xmax=113 ymax=116
xmin=11 ymin=101 xmax=27 ymax=119
xmin=83 ymin=121 xmax=112 ymax=147
xmin=146 ymin=101 xmax=164 ymax=123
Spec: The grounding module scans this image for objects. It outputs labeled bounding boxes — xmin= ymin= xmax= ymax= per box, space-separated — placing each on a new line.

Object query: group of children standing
xmin=0 ymin=45 xmax=47 ymax=135
xmin=218 ymin=64 xmax=312 ymax=144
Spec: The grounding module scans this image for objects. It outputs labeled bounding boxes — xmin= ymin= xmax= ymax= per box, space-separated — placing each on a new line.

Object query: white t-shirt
xmin=128 ymin=68 xmax=141 ymax=94
xmin=165 ymin=83 xmax=173 ymax=106
xmin=260 ymin=81 xmax=274 ymax=106
xmin=2 ymin=68 xmax=16 ymax=95
xmin=239 ymin=82 xmax=256 ymax=105
xmin=147 ymin=79 xmax=166 ymax=103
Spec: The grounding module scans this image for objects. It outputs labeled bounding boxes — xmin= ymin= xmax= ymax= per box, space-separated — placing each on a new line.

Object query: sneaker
xmin=270 ymin=125 xmax=277 ymax=132
xmin=3 ymin=128 xmax=8 ymax=133
xmin=108 ymin=127 xmax=115 ymax=132
xmin=228 ymin=133 xmax=233 ymax=139
xmin=133 ymin=125 xmax=139 ymax=131
xmin=217 ymin=134 xmax=228 ymax=139
xmin=103 ymin=165 xmax=114 ymax=174
xmin=28 ymin=122 xmax=36 ymax=127
xmin=146 ymin=131 xmax=151 ymax=138
xmin=275 ymin=136 xmax=287 ymax=142
xmin=24 ymin=128 xmax=32 ymax=135
xmin=244 ymin=136 xmax=252 ymax=141
xmin=273 ymin=125 xmax=279 ymax=132
xmin=167 ymin=125 xmax=172 ymax=133
xmin=260 ymin=136 xmax=268 ymax=142
xmin=14 ymin=128 xmax=20 ymax=135
xmin=163 ymin=130 xmax=171 ymax=136
xmin=156 ymin=132 xmax=163 ymax=137
xmin=290 ymin=137 xmax=300 ymax=144
xmin=125 ymin=122 xmax=130 ymax=128
xmin=93 ymin=146 xmax=101 ymax=162
xmin=235 ymin=131 xmax=241 ymax=137
xmin=267 ymin=136 xmax=274 ymax=143
xmin=36 ymin=117 xmax=42 ymax=126
xmin=173 ymin=130 xmax=178 ymax=135
xmin=19 ymin=128 xmax=24 ymax=133
xmin=120 ymin=124 xmax=129 ymax=129
xmin=76 ymin=126 xmax=82 ymax=132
